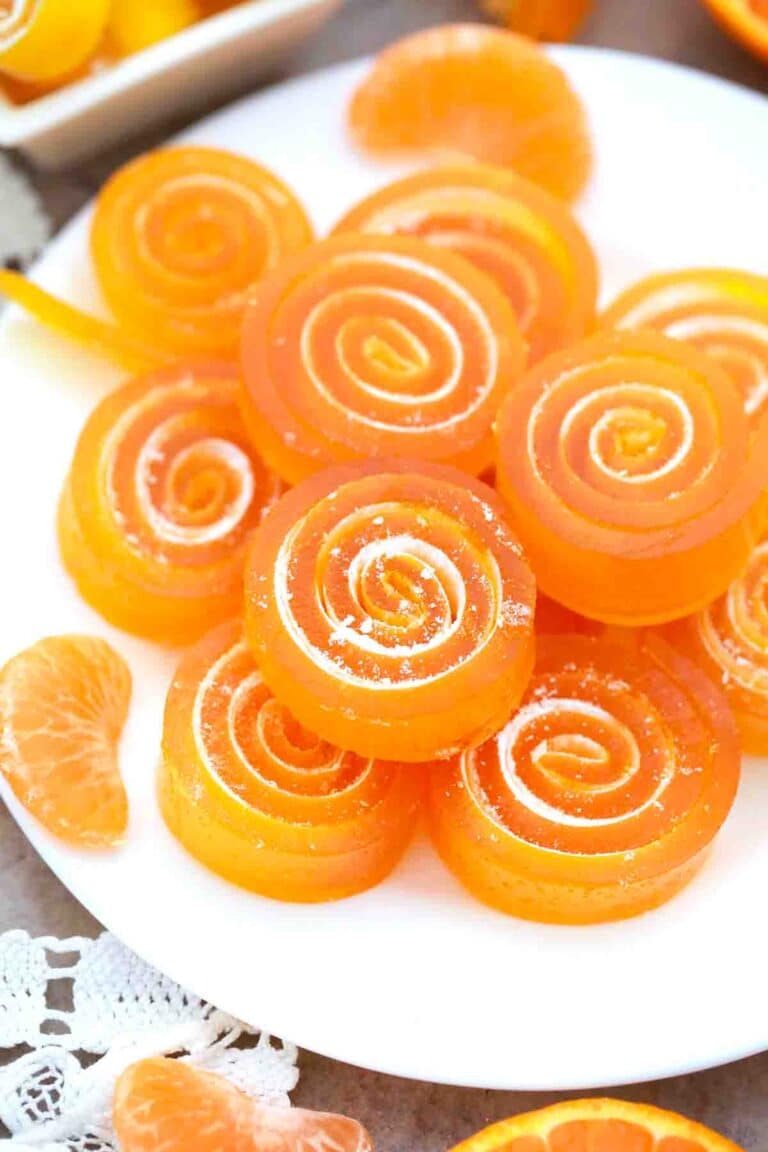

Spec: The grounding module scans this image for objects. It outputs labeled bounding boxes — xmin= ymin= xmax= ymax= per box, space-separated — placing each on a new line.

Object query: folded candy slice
xmin=428 ymin=632 xmax=741 ymax=924
xmin=602 ymin=267 xmax=768 ymax=427
xmin=244 ymin=460 xmax=536 ymax=762
xmin=240 ymin=233 xmax=525 ymax=483
xmin=0 ymin=0 xmax=109 ymax=82
xmin=91 ymin=146 xmax=314 ymax=358
xmin=496 ymin=330 xmax=768 ymax=624
xmin=665 ymin=537 xmax=768 ymax=755
xmin=59 ymin=362 xmax=282 ymax=645
xmin=332 ymin=165 xmax=598 ymax=364
xmin=160 ymin=620 xmax=422 ymax=901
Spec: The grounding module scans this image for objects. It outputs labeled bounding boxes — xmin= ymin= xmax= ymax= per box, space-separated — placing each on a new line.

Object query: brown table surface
xmin=2 ymin=1 xmax=768 ymax=1148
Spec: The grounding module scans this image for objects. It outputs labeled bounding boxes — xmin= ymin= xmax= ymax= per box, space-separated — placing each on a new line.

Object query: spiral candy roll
xmin=239 ymin=234 xmax=525 ymax=483
xmin=496 ymin=330 xmax=768 ymax=624
xmin=0 ymin=0 xmax=109 ymax=82
xmin=160 ymin=621 xmax=423 ymax=901
xmin=428 ymin=632 xmax=741 ymax=923
xmin=665 ymin=538 xmax=768 ymax=755
xmin=244 ymin=460 xmax=536 ymax=762
xmin=59 ymin=362 xmax=283 ymax=645
xmin=332 ymin=165 xmax=598 ymax=364
xmin=91 ymin=147 xmax=314 ymax=358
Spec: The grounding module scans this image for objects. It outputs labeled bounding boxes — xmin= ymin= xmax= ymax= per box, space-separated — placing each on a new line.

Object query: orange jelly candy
xmin=160 ymin=620 xmax=423 ymax=901
xmin=481 ymin=0 xmax=594 ymax=42
xmin=496 ymin=330 xmax=768 ymax=624
xmin=0 ymin=0 xmax=110 ymax=83
xmin=239 ymin=233 xmax=525 ymax=483
xmin=602 ymin=268 xmax=768 ymax=428
xmin=244 ymin=460 xmax=536 ymax=762
xmin=428 ymin=632 xmax=740 ymax=924
xmin=699 ymin=0 xmax=768 ymax=65
xmin=348 ymin=24 xmax=591 ymax=201
xmin=332 ymin=165 xmax=598 ymax=365
xmin=91 ymin=146 xmax=314 ymax=359
xmin=664 ymin=537 xmax=768 ymax=755
xmin=535 ymin=592 xmax=600 ymax=636
xmin=59 ymin=362 xmax=282 ymax=645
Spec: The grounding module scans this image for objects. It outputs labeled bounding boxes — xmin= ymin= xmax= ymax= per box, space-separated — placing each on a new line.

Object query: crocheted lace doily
xmin=0 ymin=930 xmax=298 ymax=1151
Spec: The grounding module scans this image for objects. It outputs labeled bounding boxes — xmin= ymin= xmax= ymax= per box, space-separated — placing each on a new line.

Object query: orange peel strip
xmin=428 ymin=632 xmax=741 ymax=924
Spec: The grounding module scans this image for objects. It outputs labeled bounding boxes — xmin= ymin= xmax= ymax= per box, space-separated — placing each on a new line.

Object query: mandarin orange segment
xmin=449 ymin=1099 xmax=743 ymax=1152
xmin=699 ymin=0 xmax=768 ymax=63
xmin=348 ymin=24 xmax=592 ymax=201
xmin=664 ymin=537 xmax=768 ymax=755
xmin=58 ymin=361 xmax=282 ymax=645
xmin=244 ymin=460 xmax=536 ymax=762
xmin=160 ymin=620 xmax=423 ymax=901
xmin=332 ymin=165 xmax=598 ymax=364
xmin=113 ymin=1057 xmax=372 ymax=1152
xmin=495 ymin=330 xmax=768 ymax=624
xmin=239 ymin=233 xmax=526 ymax=482
xmin=0 ymin=635 xmax=130 ymax=847
xmin=482 ymin=0 xmax=594 ymax=41
xmin=428 ymin=632 xmax=740 ymax=924
xmin=601 ymin=268 xmax=768 ymax=428
xmin=90 ymin=146 xmax=314 ymax=359
xmin=0 ymin=0 xmax=110 ymax=82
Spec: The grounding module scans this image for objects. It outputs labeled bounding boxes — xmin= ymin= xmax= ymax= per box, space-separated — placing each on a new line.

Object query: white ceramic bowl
xmin=0 ymin=0 xmax=342 ymax=168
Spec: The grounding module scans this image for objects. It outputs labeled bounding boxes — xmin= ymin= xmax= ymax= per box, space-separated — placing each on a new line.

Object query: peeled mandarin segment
xmin=331 ymin=165 xmax=598 ymax=365
xmin=699 ymin=0 xmax=768 ymax=63
xmin=59 ymin=362 xmax=282 ymax=645
xmin=113 ymin=1058 xmax=373 ymax=1152
xmin=0 ymin=0 xmax=110 ymax=82
xmin=664 ymin=537 xmax=768 ymax=755
xmin=239 ymin=233 xmax=526 ymax=483
xmin=448 ymin=1099 xmax=743 ymax=1152
xmin=90 ymin=147 xmax=315 ymax=359
xmin=160 ymin=620 xmax=423 ymax=901
xmin=244 ymin=459 xmax=536 ymax=762
xmin=428 ymin=633 xmax=740 ymax=924
xmin=0 ymin=635 xmax=130 ymax=847
xmin=348 ymin=24 xmax=591 ymax=202
xmin=495 ymin=330 xmax=768 ymax=624
xmin=601 ymin=268 xmax=768 ymax=429
xmin=481 ymin=0 xmax=594 ymax=41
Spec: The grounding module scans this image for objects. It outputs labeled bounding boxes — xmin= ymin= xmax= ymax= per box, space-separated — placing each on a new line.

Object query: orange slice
xmin=58 ymin=361 xmax=283 ymax=645
xmin=601 ymin=268 xmax=768 ymax=429
xmin=496 ymin=330 xmax=768 ymax=624
xmin=332 ymin=164 xmax=598 ymax=364
xmin=481 ymin=0 xmax=594 ymax=41
xmin=239 ymin=233 xmax=525 ymax=482
xmin=113 ymin=1057 xmax=372 ymax=1152
xmin=244 ymin=459 xmax=536 ymax=762
xmin=348 ymin=24 xmax=591 ymax=201
xmin=91 ymin=146 xmax=314 ymax=359
xmin=428 ymin=632 xmax=741 ymax=923
xmin=0 ymin=0 xmax=110 ymax=82
xmin=0 ymin=635 xmax=130 ymax=847
xmin=450 ymin=1099 xmax=743 ymax=1152
xmin=699 ymin=0 xmax=768 ymax=63
xmin=160 ymin=620 xmax=423 ymax=901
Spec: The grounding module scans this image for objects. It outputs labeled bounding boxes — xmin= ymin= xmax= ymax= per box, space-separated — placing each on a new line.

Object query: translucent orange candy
xmin=428 ymin=632 xmax=740 ymax=924
xmin=496 ymin=330 xmax=768 ymax=624
xmin=348 ymin=24 xmax=592 ymax=201
xmin=160 ymin=620 xmax=423 ymax=901
xmin=244 ymin=460 xmax=536 ymax=762
xmin=240 ymin=233 xmax=525 ymax=483
xmin=91 ymin=146 xmax=314 ymax=358
xmin=332 ymin=165 xmax=598 ymax=364
xmin=59 ymin=362 xmax=282 ymax=645
xmin=0 ymin=0 xmax=110 ymax=82
xmin=665 ymin=536 xmax=768 ymax=755
xmin=481 ymin=0 xmax=594 ymax=42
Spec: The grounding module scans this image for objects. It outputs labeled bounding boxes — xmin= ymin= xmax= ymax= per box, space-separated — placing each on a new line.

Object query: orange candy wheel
xmin=0 ymin=0 xmax=110 ymax=82
xmin=244 ymin=460 xmax=536 ymax=762
xmin=240 ymin=233 xmax=525 ymax=482
xmin=59 ymin=362 xmax=282 ymax=645
xmin=496 ymin=330 xmax=768 ymax=624
xmin=160 ymin=620 xmax=423 ymax=901
xmin=428 ymin=632 xmax=740 ymax=924
xmin=699 ymin=0 xmax=768 ymax=64
xmin=91 ymin=146 xmax=314 ymax=358
xmin=535 ymin=592 xmax=600 ymax=635
xmin=665 ymin=537 xmax=768 ymax=755
xmin=332 ymin=165 xmax=598 ymax=365
xmin=348 ymin=24 xmax=591 ymax=201
xmin=602 ymin=268 xmax=768 ymax=428
xmin=449 ymin=1098 xmax=743 ymax=1152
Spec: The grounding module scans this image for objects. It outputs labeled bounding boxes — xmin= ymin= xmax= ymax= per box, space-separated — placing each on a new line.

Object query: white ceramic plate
xmin=2 ymin=48 xmax=768 ymax=1092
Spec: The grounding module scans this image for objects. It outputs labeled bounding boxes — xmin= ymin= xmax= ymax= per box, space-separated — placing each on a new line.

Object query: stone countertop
xmin=2 ymin=0 xmax=768 ymax=1147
